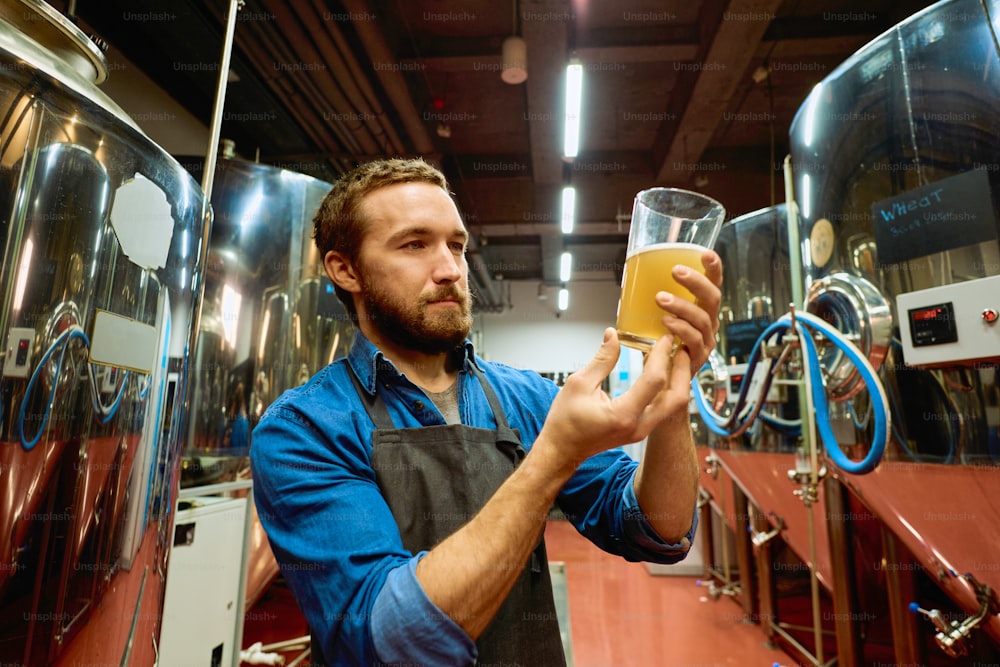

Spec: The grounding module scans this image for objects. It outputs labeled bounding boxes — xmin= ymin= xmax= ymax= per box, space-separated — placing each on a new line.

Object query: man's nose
xmin=432 ymin=245 xmax=463 ymax=282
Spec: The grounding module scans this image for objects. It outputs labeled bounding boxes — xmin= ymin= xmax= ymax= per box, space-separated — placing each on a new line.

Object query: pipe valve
xmin=909 ymin=595 xmax=991 ymax=658
xmin=696 ymin=578 xmax=741 ymax=601
xmin=749 ymin=514 xmax=785 ymax=548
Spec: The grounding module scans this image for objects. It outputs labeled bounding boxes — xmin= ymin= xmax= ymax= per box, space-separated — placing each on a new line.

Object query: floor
xmin=242 ymin=519 xmax=794 ymax=666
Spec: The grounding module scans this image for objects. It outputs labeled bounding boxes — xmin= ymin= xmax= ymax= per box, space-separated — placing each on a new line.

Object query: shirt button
xmin=414 ymin=400 xmax=425 ymax=410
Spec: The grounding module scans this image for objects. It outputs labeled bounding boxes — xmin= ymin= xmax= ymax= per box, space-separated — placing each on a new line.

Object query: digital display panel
xmin=912 ymin=307 xmax=943 ymax=322
xmin=908 ymin=302 xmax=957 ymax=347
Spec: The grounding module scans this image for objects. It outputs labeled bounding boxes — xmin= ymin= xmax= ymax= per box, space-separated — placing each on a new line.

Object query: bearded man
xmin=250 ymin=158 xmax=723 ymax=666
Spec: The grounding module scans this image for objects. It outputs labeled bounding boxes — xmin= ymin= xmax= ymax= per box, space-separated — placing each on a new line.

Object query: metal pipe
xmin=200 ymin=0 xmax=242 ymax=205
xmin=799 ymin=333 xmax=825 ymax=665
xmin=782 ymin=154 xmax=804 ymax=309
xmin=118 ymin=567 xmax=148 ymax=667
xmin=781 ymin=156 xmax=826 ymax=664
xmin=305 ymin=0 xmax=406 ymax=154
xmin=340 ymin=0 xmax=436 ymax=156
xmin=184 ymin=0 xmax=242 ymax=483
xmin=262 ymin=0 xmax=379 ymax=155
xmin=232 ymin=11 xmax=358 ymax=160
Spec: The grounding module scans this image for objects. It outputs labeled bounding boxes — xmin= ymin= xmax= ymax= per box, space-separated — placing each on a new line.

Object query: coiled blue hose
xmin=19 ymin=325 xmax=131 ymax=449
xmin=19 ymin=326 xmax=90 ymax=450
xmin=693 ymin=310 xmax=891 ymax=474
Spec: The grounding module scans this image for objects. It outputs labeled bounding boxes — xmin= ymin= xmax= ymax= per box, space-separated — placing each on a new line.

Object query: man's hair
xmin=313 ymin=158 xmax=450 ymax=320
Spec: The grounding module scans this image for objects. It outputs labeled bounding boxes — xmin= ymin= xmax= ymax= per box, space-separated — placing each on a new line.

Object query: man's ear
xmin=324 ymin=251 xmax=361 ymax=295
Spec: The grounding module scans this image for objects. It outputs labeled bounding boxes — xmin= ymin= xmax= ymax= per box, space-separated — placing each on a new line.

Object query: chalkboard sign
xmin=870 ymin=169 xmax=997 ymax=266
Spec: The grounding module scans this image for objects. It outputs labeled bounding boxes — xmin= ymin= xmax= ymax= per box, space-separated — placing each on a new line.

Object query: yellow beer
xmin=616 ymin=242 xmax=706 ymax=351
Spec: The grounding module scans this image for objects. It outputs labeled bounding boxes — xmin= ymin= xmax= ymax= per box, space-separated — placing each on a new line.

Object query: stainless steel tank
xmin=178 ymin=156 xmax=352 ymax=610
xmin=717 ymin=204 xmax=794 ymax=365
xmin=180 ymin=156 xmax=351 ymax=486
xmin=711 ymin=204 xmax=797 ymax=452
xmin=0 ymin=1 xmax=208 ymax=664
xmin=789 ymin=0 xmax=1000 ymax=466
xmin=788 ymin=0 xmax=1000 ymax=651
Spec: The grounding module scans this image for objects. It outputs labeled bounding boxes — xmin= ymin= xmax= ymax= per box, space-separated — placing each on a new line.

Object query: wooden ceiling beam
xmin=655 ymin=0 xmax=785 ymax=183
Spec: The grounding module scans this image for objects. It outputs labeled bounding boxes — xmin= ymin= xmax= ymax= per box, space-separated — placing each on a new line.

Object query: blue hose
xmin=797 ymin=312 xmax=889 ymax=474
xmin=18 ymin=325 xmax=133 ymax=448
xmin=90 ymin=368 xmax=129 ymax=424
xmin=693 ymin=310 xmax=891 ymax=474
xmin=694 ymin=319 xmax=792 ymax=438
xmin=19 ymin=326 xmax=90 ymax=450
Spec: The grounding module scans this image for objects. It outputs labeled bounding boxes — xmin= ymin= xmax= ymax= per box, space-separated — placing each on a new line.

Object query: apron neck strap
xmin=347 ymin=360 xmax=514 ymax=432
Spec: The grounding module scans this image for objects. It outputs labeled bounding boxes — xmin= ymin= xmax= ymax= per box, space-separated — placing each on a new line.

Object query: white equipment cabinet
xmin=158 ymin=495 xmax=249 ymax=666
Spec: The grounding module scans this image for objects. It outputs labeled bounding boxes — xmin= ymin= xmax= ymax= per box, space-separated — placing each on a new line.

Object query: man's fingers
xmin=612 ymin=334 xmax=672 ymax=417
xmin=569 ymin=327 xmax=622 ymax=390
xmin=701 ymin=249 xmax=723 ymax=288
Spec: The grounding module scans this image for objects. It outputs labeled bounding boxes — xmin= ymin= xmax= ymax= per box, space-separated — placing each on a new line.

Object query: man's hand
xmin=656 ymin=249 xmax=723 ymax=374
xmin=533 ymin=329 xmax=686 ymax=468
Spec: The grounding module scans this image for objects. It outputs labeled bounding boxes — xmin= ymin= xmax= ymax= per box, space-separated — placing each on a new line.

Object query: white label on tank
xmin=110 ymin=173 xmax=175 ymax=269
xmin=90 ymin=310 xmax=157 ymax=373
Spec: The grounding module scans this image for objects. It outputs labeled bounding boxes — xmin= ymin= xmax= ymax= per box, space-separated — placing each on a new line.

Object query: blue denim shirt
xmin=250 ymin=332 xmax=696 ymax=666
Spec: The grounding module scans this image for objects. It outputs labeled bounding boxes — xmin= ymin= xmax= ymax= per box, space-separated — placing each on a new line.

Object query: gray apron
xmin=344 ymin=363 xmax=568 ymax=667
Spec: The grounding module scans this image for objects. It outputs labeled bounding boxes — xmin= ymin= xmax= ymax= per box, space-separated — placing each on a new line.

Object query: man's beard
xmin=361 ymin=278 xmax=473 ymax=354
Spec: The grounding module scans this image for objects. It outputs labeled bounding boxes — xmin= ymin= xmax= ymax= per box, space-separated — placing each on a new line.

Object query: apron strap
xmin=467 ymin=363 xmax=520 ymax=443
xmin=347 ymin=359 xmax=519 ymax=441
xmin=346 ymin=364 xmax=395 ymax=429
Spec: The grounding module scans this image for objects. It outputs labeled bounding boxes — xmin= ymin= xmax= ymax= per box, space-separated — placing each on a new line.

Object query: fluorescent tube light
xmin=560 ymin=251 xmax=572 ymax=282
xmin=561 ymin=186 xmax=575 ymax=234
xmin=564 ymin=61 xmax=583 ymax=158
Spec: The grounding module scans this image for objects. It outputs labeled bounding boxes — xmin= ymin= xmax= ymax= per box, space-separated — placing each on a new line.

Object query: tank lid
xmin=0 ymin=0 xmax=108 ymax=84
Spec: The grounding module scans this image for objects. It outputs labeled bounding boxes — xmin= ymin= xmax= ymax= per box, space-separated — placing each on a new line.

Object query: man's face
xmin=354 ymin=182 xmax=473 ymax=354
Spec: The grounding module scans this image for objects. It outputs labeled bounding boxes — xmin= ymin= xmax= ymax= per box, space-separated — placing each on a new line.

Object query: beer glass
xmin=616 ymin=188 xmax=726 ymax=352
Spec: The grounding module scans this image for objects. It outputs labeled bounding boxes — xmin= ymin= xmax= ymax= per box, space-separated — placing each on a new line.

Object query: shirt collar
xmin=345 ymin=330 xmax=479 ymax=396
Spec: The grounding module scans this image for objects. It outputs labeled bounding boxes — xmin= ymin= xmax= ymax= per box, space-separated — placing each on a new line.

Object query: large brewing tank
xmin=711 ymin=204 xmax=796 ymax=451
xmin=788 ymin=0 xmax=1000 ymax=651
xmin=789 ymin=0 xmax=1000 ymax=466
xmin=180 ymin=156 xmax=351 ymax=482
xmin=0 ymin=1 xmax=208 ymax=664
xmin=178 ymin=155 xmax=353 ymax=605
xmin=717 ymin=204 xmax=794 ymax=365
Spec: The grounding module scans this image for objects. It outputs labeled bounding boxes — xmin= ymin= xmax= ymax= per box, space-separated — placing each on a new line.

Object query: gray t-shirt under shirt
xmin=425 ymin=382 xmax=460 ymax=425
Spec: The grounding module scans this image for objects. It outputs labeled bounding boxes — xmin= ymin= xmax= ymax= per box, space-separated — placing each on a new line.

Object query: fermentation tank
xmin=785 ymin=0 xmax=1000 ymax=659
xmin=691 ymin=2 xmax=1000 ymax=662
xmin=712 ymin=204 xmax=796 ymax=451
xmin=179 ymin=155 xmax=352 ymax=606
xmin=0 ymin=1 xmax=208 ymax=664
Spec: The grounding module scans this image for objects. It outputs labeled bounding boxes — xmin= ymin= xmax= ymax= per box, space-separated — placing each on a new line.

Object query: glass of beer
xmin=616 ymin=188 xmax=725 ymax=352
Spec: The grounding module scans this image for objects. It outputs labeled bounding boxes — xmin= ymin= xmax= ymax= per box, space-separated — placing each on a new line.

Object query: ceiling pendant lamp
xmin=501 ymin=2 xmax=526 ymax=84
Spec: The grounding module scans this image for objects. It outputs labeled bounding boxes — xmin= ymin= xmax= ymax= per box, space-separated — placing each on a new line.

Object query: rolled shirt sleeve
xmin=619 ymin=473 xmax=697 ymax=563
xmin=554 ymin=449 xmax=697 ymax=564
xmin=370 ymin=555 xmax=477 ymax=665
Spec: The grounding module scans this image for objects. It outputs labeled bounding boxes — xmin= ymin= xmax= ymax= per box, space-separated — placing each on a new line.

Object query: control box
xmin=897 ymin=275 xmax=1000 ymax=367
xmin=3 ymin=327 xmax=35 ymax=379
xmin=726 ymin=362 xmax=783 ymax=405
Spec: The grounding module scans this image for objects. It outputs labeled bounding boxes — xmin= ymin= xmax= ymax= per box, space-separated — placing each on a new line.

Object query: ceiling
xmin=63 ymin=0 xmax=939 ymax=312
